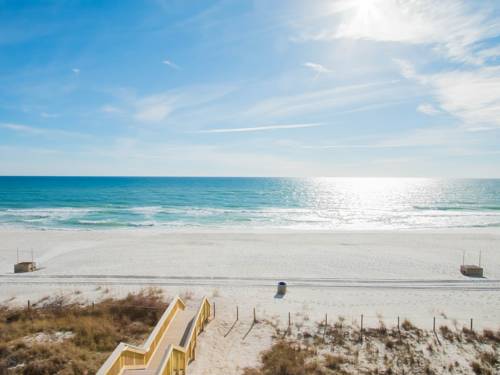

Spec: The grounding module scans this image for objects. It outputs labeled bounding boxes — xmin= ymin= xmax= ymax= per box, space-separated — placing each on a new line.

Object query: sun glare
xmin=334 ymin=0 xmax=386 ymax=39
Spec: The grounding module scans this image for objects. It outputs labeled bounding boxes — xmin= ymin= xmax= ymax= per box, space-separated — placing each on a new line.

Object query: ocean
xmin=0 ymin=177 xmax=499 ymax=230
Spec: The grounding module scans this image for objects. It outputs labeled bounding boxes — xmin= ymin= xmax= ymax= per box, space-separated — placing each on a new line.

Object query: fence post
xmin=470 ymin=318 xmax=473 ymax=331
xmin=236 ymin=306 xmax=239 ymax=321
xmin=288 ymin=312 xmax=291 ymax=327
xmin=213 ymin=302 xmax=216 ymax=318
xmin=397 ymin=316 xmax=400 ymax=333
xmin=253 ymin=308 xmax=257 ymax=324
xmin=360 ymin=314 xmax=364 ymax=342
xmin=324 ymin=313 xmax=328 ymax=338
xmin=433 ymin=317 xmax=436 ymax=333
xmin=27 ymin=300 xmax=30 ymax=311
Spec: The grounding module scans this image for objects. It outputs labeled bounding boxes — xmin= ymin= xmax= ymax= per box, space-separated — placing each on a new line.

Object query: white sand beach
xmin=1 ymin=228 xmax=499 ymax=373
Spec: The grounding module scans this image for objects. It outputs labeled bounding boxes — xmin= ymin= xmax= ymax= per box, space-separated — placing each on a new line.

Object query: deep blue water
xmin=0 ymin=177 xmax=499 ymax=230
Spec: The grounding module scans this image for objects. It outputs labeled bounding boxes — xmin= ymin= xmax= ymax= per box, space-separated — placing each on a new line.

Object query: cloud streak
xmin=304 ymin=62 xmax=331 ymax=79
xmin=134 ymin=94 xmax=174 ymax=122
xmin=127 ymin=85 xmax=236 ymax=124
xmin=101 ymin=105 xmax=122 ymax=114
xmin=40 ymin=112 xmax=60 ymax=118
xmin=302 ymin=144 xmax=410 ymax=149
xmin=1 ymin=123 xmax=86 ymax=138
xmin=300 ymin=126 xmax=489 ymax=152
xmin=162 ymin=59 xmax=180 ymax=69
xmin=417 ymin=103 xmax=440 ymax=116
xmin=243 ymin=79 xmax=403 ymax=119
xmin=196 ymin=123 xmax=323 ymax=133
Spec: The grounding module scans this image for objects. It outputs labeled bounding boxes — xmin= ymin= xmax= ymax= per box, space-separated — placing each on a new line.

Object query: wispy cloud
xmin=1 ymin=123 xmax=86 ymax=138
xmin=162 ymin=59 xmax=180 ymax=69
xmin=40 ymin=112 xmax=60 ymax=118
xmin=197 ymin=123 xmax=323 ymax=133
xmin=134 ymin=94 xmax=174 ymax=123
xmin=417 ymin=103 xmax=440 ymax=116
xmin=72 ymin=68 xmax=80 ymax=74
xmin=396 ymin=60 xmax=500 ymax=129
xmin=296 ymin=0 xmax=500 ymax=64
xmin=100 ymin=105 xmax=122 ymax=114
xmin=300 ymin=126 xmax=477 ymax=150
xmin=303 ymin=62 xmax=331 ymax=79
xmin=243 ymin=80 xmax=402 ymax=119
xmin=393 ymin=59 xmax=419 ymax=80
xmin=430 ymin=67 xmax=500 ymax=129
xmin=302 ymin=144 xmax=410 ymax=150
xmin=131 ymin=85 xmax=235 ymax=124
xmin=477 ymin=46 xmax=500 ymax=62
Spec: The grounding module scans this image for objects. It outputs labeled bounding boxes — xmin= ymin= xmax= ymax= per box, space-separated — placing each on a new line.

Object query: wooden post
xmin=213 ymin=302 xmax=216 ymax=318
xmin=27 ymin=300 xmax=30 ymax=311
xmin=288 ymin=312 xmax=291 ymax=327
xmin=470 ymin=318 xmax=473 ymax=331
xmin=253 ymin=308 xmax=256 ymax=324
xmin=397 ymin=316 xmax=400 ymax=332
xmin=92 ymin=301 xmax=95 ymax=312
xmin=324 ymin=313 xmax=328 ymax=338
xmin=433 ymin=317 xmax=436 ymax=333
xmin=360 ymin=314 xmax=364 ymax=342
xmin=236 ymin=306 xmax=239 ymax=321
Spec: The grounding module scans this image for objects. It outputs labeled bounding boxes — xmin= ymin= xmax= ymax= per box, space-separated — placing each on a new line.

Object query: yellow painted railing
xmin=96 ymin=296 xmax=210 ymax=375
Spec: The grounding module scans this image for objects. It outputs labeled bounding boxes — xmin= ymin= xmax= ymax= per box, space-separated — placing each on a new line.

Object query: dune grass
xmin=244 ymin=318 xmax=500 ymax=375
xmin=0 ymin=288 xmax=168 ymax=375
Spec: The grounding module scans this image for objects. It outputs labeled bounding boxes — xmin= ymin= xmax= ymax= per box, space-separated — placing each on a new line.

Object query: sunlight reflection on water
xmin=0 ymin=177 xmax=499 ymax=230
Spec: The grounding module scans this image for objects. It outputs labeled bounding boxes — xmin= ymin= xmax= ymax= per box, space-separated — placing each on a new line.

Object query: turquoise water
xmin=0 ymin=177 xmax=499 ymax=230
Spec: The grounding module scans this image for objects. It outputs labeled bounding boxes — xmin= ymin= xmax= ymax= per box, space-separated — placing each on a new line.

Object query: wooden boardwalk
xmin=122 ymin=305 xmax=197 ymax=375
xmin=97 ymin=296 xmax=211 ymax=375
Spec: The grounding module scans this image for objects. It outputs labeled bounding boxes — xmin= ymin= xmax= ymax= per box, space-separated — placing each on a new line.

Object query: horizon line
xmin=0 ymin=175 xmax=499 ymax=180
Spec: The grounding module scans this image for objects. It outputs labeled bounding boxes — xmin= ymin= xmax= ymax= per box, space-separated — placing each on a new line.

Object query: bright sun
xmin=333 ymin=0 xmax=391 ymax=40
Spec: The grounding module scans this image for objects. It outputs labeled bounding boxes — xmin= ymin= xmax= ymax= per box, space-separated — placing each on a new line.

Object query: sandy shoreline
xmin=1 ymin=228 xmax=499 ymax=317
xmin=1 ymin=227 xmax=499 ymax=373
xmin=3 ymin=224 xmax=500 ymax=234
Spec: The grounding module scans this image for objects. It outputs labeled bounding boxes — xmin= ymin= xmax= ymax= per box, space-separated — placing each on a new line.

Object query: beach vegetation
xmin=481 ymin=329 xmax=500 ymax=343
xmin=0 ymin=288 xmax=167 ymax=374
xmin=244 ymin=316 xmax=499 ymax=375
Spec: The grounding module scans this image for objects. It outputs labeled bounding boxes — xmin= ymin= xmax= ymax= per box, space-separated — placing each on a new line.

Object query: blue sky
xmin=1 ymin=0 xmax=500 ymax=177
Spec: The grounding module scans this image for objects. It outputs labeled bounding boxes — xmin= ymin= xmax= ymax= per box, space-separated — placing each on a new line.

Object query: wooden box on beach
xmin=460 ymin=265 xmax=483 ymax=278
xmin=14 ymin=261 xmax=37 ymax=273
